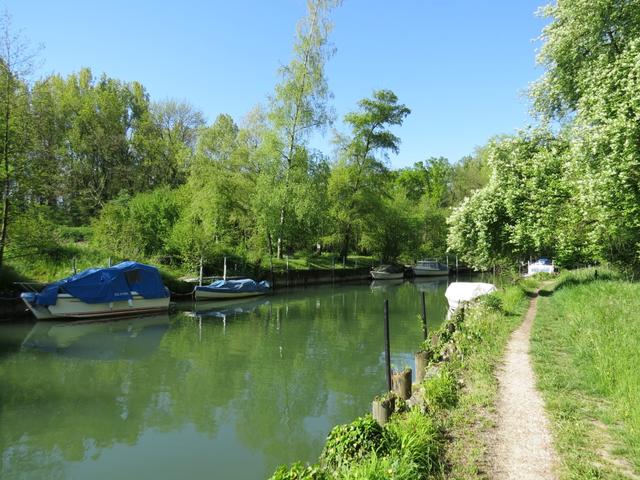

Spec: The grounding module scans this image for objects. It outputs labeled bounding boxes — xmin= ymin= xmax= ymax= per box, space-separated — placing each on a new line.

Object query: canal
xmin=0 ymin=278 xmax=452 ymax=479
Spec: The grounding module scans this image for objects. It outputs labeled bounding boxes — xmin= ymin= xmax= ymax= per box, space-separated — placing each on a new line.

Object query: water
xmin=0 ymin=278 xmax=451 ymax=480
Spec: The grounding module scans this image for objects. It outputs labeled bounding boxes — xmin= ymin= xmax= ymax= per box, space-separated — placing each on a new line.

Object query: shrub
xmin=423 ymin=367 xmax=458 ymax=411
xmin=321 ymin=415 xmax=385 ymax=468
xmin=269 ymin=462 xmax=326 ymax=480
xmin=57 ymin=226 xmax=93 ymax=243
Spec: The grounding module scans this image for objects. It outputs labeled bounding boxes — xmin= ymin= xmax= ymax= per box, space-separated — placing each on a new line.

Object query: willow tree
xmin=265 ymin=0 xmax=340 ymax=258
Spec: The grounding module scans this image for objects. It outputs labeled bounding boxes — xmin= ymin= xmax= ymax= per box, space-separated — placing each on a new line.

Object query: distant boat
xmin=526 ymin=258 xmax=555 ymax=276
xmin=20 ymin=261 xmax=171 ymax=320
xmin=194 ymin=279 xmax=271 ymax=300
xmin=412 ymin=259 xmax=449 ymax=277
xmin=370 ymin=264 xmax=405 ymax=280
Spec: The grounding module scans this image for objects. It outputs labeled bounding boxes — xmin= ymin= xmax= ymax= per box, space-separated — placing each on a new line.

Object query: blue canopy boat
xmin=20 ymin=261 xmax=171 ymax=320
xmin=194 ymin=278 xmax=271 ymax=300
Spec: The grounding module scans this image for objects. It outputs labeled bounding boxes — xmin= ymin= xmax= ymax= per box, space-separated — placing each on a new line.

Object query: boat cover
xmin=445 ymin=282 xmax=497 ymax=311
xmin=33 ymin=261 xmax=169 ymax=306
xmin=195 ymin=278 xmax=271 ymax=294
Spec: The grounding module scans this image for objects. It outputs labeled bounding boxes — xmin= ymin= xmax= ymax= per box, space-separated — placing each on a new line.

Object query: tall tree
xmin=267 ymin=0 xmax=340 ymax=258
xmin=328 ymin=89 xmax=410 ymax=258
xmin=0 ymin=11 xmax=37 ymax=269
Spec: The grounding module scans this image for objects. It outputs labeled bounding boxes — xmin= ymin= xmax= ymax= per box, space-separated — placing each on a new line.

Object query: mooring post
xmin=421 ymin=291 xmax=427 ymax=340
xmin=223 ymin=256 xmax=227 ymax=281
xmin=199 ymin=256 xmax=203 ymax=286
xmin=72 ymin=257 xmax=77 ymax=274
xmin=595 ymin=269 xmax=598 ymax=280
xmin=108 ymin=257 xmax=112 ymax=267
xmin=383 ymin=299 xmax=392 ymax=392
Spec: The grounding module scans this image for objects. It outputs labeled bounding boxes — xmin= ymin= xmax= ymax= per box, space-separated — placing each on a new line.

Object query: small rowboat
xmin=194 ymin=279 xmax=271 ymax=300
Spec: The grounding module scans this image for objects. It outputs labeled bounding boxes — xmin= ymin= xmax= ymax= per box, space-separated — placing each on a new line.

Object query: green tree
xmin=328 ymin=89 xmax=410 ymax=258
xmin=266 ymin=0 xmax=340 ymax=258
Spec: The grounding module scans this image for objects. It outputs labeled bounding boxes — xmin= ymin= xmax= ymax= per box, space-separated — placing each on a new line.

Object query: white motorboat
xmin=370 ymin=265 xmax=405 ymax=280
xmin=194 ymin=278 xmax=271 ymax=300
xmin=412 ymin=259 xmax=449 ymax=277
xmin=20 ymin=261 xmax=171 ymax=320
xmin=525 ymin=258 xmax=555 ymax=276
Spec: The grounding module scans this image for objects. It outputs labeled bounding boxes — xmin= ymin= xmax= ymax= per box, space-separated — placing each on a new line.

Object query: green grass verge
xmin=531 ymin=268 xmax=640 ymax=479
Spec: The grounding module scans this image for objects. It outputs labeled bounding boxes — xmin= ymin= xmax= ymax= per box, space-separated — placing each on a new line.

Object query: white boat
xmin=20 ymin=261 xmax=171 ymax=320
xmin=412 ymin=259 xmax=449 ymax=277
xmin=370 ymin=265 xmax=405 ymax=280
xmin=194 ymin=279 xmax=271 ymax=300
xmin=444 ymin=282 xmax=497 ymax=317
xmin=525 ymin=258 xmax=555 ymax=276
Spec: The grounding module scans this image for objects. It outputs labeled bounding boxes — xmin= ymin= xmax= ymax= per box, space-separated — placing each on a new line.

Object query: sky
xmin=3 ymin=0 xmax=548 ymax=169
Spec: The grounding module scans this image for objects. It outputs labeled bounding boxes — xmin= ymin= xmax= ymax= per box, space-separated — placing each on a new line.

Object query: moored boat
xmin=525 ymin=257 xmax=555 ymax=276
xmin=370 ymin=264 xmax=405 ymax=280
xmin=412 ymin=259 xmax=449 ymax=277
xmin=194 ymin=278 xmax=271 ymax=300
xmin=20 ymin=261 xmax=171 ymax=320
xmin=444 ymin=282 xmax=497 ymax=317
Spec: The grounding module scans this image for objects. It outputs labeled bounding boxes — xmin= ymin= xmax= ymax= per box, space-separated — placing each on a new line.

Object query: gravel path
xmin=490 ymin=290 xmax=557 ymax=480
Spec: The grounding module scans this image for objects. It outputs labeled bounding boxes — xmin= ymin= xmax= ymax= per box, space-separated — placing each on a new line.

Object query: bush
xmin=423 ymin=367 xmax=458 ymax=411
xmin=321 ymin=415 xmax=385 ymax=468
xmin=479 ymin=293 xmax=503 ymax=312
xmin=269 ymin=462 xmax=326 ymax=480
xmin=57 ymin=226 xmax=93 ymax=243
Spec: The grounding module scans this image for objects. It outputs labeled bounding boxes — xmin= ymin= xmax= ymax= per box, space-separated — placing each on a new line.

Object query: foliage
xmin=423 ymin=366 xmax=458 ymax=411
xmin=92 ymin=187 xmax=180 ymax=259
xmin=320 ymin=414 xmax=385 ymax=468
xmin=269 ymin=462 xmax=326 ymax=480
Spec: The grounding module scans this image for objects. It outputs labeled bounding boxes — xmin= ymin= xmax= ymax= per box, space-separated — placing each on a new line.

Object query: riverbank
xmin=531 ymin=269 xmax=640 ymax=479
xmin=269 ymin=276 xmax=539 ymax=479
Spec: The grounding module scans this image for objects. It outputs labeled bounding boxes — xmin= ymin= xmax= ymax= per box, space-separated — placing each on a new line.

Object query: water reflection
xmin=0 ymin=280 xmax=451 ymax=480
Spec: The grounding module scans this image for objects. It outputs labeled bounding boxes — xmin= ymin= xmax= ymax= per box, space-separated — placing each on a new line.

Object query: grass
xmin=531 ymin=268 xmax=640 ymax=479
xmin=261 ymin=253 xmax=375 ymax=272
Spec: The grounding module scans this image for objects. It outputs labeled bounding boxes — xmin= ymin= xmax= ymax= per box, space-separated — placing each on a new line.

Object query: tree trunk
xmin=0 ymin=73 xmax=11 ymax=270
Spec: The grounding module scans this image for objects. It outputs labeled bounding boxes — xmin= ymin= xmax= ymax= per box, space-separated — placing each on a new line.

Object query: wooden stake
xmin=421 ymin=291 xmax=427 ymax=340
xmin=223 ymin=256 xmax=227 ymax=281
xmin=415 ymin=351 xmax=431 ymax=383
xmin=372 ymin=394 xmax=395 ymax=426
xmin=199 ymin=256 xmax=203 ymax=286
xmin=383 ymin=299 xmax=391 ymax=392
xmin=392 ymin=369 xmax=412 ymax=400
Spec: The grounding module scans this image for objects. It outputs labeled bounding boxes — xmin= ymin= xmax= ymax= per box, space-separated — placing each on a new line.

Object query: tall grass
xmin=532 ymin=269 xmax=640 ymax=477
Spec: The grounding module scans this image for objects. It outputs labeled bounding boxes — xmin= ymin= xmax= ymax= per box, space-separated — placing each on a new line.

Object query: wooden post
xmin=455 ymin=255 xmax=459 ymax=272
xmin=372 ymin=394 xmax=395 ymax=426
xmin=72 ymin=258 xmax=77 ymax=274
xmin=420 ymin=291 xmax=427 ymax=340
xmin=199 ymin=256 xmax=203 ymax=286
xmin=343 ymin=256 xmax=346 ymax=269
xmin=595 ymin=269 xmax=598 ymax=280
xmin=415 ymin=351 xmax=431 ymax=383
xmin=108 ymin=257 xmax=112 ymax=267
xmin=392 ymin=369 xmax=412 ymax=400
xmin=383 ymin=299 xmax=392 ymax=392
xmin=223 ymin=256 xmax=227 ymax=281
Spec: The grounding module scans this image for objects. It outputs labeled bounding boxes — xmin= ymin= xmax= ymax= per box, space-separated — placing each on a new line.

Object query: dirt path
xmin=490 ymin=290 xmax=557 ymax=480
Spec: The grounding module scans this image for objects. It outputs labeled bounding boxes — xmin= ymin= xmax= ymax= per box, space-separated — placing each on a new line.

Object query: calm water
xmin=0 ymin=278 xmax=452 ymax=480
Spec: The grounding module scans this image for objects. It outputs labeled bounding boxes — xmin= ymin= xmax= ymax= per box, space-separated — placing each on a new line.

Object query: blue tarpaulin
xmin=34 ymin=261 xmax=169 ymax=306
xmin=196 ymin=279 xmax=271 ymax=294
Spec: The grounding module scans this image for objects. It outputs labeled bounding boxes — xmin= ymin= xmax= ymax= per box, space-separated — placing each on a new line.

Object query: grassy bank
xmin=531 ymin=269 xmax=640 ymax=479
xmin=270 ymin=277 xmax=538 ymax=479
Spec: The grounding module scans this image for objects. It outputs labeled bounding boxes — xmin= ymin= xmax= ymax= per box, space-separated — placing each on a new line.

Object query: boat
xmin=20 ymin=261 xmax=171 ymax=320
xmin=194 ymin=278 xmax=271 ymax=300
xmin=370 ymin=264 xmax=405 ymax=280
xmin=444 ymin=282 xmax=497 ymax=317
xmin=412 ymin=259 xmax=449 ymax=277
xmin=526 ymin=257 xmax=555 ymax=276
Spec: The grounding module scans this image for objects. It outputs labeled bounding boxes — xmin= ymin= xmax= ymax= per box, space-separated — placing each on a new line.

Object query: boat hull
xmin=412 ymin=268 xmax=449 ymax=277
xmin=21 ymin=293 xmax=170 ymax=320
xmin=194 ymin=290 xmax=268 ymax=300
xmin=370 ymin=271 xmax=404 ymax=280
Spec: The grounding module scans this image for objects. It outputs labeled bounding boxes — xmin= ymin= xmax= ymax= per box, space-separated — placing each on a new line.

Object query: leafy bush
xmin=269 ymin=462 xmax=326 ymax=480
xmin=479 ymin=293 xmax=503 ymax=312
xmin=423 ymin=367 xmax=458 ymax=411
xmin=57 ymin=226 xmax=93 ymax=243
xmin=7 ymin=207 xmax=61 ymax=258
xmin=321 ymin=415 xmax=385 ymax=468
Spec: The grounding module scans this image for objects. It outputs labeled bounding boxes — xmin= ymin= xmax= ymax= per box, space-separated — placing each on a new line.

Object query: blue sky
xmin=4 ymin=0 xmax=548 ymax=168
